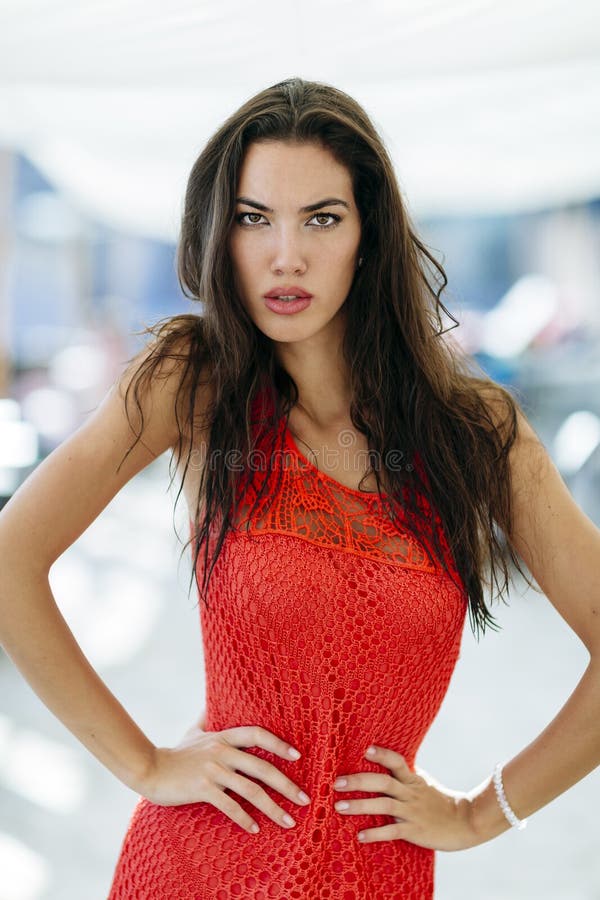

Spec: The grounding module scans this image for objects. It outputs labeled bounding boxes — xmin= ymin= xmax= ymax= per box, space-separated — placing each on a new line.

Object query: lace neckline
xmin=281 ymin=416 xmax=390 ymax=500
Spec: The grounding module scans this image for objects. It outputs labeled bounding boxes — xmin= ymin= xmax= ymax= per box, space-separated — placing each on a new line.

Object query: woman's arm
xmin=467 ymin=399 xmax=600 ymax=843
xmin=0 ymin=341 xmax=191 ymax=793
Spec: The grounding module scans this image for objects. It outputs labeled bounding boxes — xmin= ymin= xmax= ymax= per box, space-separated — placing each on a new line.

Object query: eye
xmin=236 ymin=212 xmax=265 ymax=226
xmin=235 ymin=212 xmax=341 ymax=230
xmin=310 ymin=213 xmax=341 ymax=229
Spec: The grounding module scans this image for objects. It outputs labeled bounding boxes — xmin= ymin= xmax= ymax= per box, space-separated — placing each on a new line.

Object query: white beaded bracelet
xmin=492 ymin=762 xmax=528 ymax=831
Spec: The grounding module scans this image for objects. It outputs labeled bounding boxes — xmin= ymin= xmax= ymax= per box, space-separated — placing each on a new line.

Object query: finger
xmin=364 ymin=745 xmax=415 ymax=780
xmin=220 ymin=769 xmax=300 ymax=831
xmin=224 ymin=745 xmax=311 ymax=808
xmin=334 ymin=796 xmax=403 ymax=818
xmin=334 ymin=772 xmax=404 ymax=797
xmin=357 ymin=821 xmax=413 ymax=844
xmin=222 ymin=724 xmax=303 ymax=762
xmin=202 ymin=782 xmax=261 ymax=835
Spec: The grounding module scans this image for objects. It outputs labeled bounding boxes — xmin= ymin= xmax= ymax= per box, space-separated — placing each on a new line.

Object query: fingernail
xmin=298 ymin=791 xmax=310 ymax=804
xmin=334 ymin=777 xmax=347 ymax=788
xmin=282 ymin=813 xmax=295 ymax=827
xmin=288 ymin=747 xmax=301 ymax=759
xmin=365 ymin=746 xmax=376 ymax=756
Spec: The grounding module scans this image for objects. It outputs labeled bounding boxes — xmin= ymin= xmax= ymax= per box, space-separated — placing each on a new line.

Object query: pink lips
xmin=264 ymin=296 xmax=312 ymax=315
xmin=264 ymin=285 xmax=313 ymax=299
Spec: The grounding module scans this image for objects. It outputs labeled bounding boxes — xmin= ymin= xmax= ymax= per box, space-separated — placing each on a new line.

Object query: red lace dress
xmin=108 ymin=386 xmax=467 ymax=899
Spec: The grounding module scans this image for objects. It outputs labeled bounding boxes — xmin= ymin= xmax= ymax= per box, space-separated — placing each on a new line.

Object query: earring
xmin=358 ymin=257 xmax=364 ymax=268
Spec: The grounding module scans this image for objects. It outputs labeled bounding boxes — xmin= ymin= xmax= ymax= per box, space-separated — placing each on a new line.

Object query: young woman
xmin=1 ymin=77 xmax=599 ymax=899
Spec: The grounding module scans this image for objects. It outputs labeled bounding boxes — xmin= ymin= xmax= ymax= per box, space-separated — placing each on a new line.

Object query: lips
xmin=264 ymin=285 xmax=313 ymax=299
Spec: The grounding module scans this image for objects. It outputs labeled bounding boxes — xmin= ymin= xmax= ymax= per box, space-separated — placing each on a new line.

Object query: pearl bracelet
xmin=492 ymin=762 xmax=528 ymax=831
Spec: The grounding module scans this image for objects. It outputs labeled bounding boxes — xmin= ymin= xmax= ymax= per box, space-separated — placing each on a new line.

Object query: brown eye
xmin=236 ymin=212 xmax=265 ymax=226
xmin=235 ymin=211 xmax=341 ymax=229
xmin=310 ymin=213 xmax=341 ymax=229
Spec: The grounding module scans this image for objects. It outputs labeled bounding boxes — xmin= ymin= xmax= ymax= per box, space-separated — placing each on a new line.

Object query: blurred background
xmin=1 ymin=1 xmax=600 ymax=898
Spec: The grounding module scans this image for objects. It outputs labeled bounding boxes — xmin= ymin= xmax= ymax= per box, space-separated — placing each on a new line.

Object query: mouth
xmin=264 ymin=286 xmax=314 ymax=300
xmin=263 ymin=295 xmax=313 ymax=315
xmin=267 ymin=294 xmax=305 ymax=302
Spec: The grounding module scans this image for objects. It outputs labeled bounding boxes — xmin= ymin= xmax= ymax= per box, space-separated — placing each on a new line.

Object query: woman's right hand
xmin=140 ymin=725 xmax=311 ymax=834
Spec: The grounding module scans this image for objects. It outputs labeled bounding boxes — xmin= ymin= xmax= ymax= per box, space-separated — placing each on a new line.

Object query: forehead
xmin=237 ymin=140 xmax=353 ymax=196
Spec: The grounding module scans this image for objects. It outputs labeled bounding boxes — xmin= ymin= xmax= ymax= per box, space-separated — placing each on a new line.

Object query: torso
xmin=175 ymin=380 xmax=392 ymax=519
xmin=110 ymin=373 xmax=466 ymax=900
xmin=285 ymin=407 xmax=392 ymax=495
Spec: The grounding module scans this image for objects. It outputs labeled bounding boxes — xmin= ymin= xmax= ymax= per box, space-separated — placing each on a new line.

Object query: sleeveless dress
xmin=108 ymin=384 xmax=468 ymax=899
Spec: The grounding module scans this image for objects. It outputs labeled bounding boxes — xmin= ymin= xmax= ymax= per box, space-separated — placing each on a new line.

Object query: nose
xmin=270 ymin=226 xmax=307 ymax=275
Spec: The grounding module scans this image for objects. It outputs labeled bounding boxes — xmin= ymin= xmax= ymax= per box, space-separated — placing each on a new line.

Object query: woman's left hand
xmin=333 ymin=744 xmax=479 ymax=851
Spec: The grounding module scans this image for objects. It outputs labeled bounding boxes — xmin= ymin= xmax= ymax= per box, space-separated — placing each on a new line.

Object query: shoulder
xmin=475 ymin=380 xmax=545 ymax=482
xmin=472 ymin=379 xmax=550 ymax=517
xmin=118 ymin=315 xmax=215 ymax=456
xmin=0 ymin=321 xmax=214 ymax=569
xmin=477 ymin=381 xmax=600 ymax=653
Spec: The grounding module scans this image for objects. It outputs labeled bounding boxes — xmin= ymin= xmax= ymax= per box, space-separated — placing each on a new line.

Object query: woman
xmin=1 ymin=77 xmax=599 ymax=899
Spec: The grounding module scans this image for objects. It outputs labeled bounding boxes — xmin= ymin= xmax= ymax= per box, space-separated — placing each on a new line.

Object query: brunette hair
xmin=119 ymin=76 xmax=535 ymax=640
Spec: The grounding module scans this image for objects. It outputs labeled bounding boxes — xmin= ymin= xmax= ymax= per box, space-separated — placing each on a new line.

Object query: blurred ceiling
xmin=0 ymin=0 xmax=599 ymax=240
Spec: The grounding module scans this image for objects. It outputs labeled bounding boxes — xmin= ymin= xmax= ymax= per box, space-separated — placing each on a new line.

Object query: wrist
xmin=127 ymin=741 xmax=159 ymax=796
xmin=452 ymin=796 xmax=482 ymax=850
xmin=466 ymin=774 xmax=513 ymax=846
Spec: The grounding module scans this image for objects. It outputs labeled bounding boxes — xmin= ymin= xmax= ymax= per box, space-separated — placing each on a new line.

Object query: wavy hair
xmin=119 ymin=76 xmax=535 ymax=641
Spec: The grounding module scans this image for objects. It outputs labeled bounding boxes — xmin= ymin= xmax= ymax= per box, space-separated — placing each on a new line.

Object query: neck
xmin=274 ymin=318 xmax=352 ymax=430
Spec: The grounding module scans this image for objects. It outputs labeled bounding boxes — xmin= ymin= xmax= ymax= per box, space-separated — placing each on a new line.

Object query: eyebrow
xmin=235 ymin=196 xmax=350 ymax=214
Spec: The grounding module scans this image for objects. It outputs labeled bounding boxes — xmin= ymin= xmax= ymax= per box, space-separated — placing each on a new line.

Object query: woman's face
xmin=228 ymin=140 xmax=362 ymax=344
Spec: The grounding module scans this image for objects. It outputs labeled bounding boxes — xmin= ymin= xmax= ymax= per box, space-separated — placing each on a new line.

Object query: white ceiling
xmin=1 ymin=0 xmax=599 ymax=240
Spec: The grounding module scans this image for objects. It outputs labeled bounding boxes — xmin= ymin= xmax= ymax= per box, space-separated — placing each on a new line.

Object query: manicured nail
xmin=334 ymin=777 xmax=347 ymax=788
xmin=365 ymin=746 xmax=376 ymax=756
xmin=288 ymin=747 xmax=301 ymax=759
xmin=298 ymin=791 xmax=310 ymax=804
xmin=282 ymin=813 xmax=295 ymax=827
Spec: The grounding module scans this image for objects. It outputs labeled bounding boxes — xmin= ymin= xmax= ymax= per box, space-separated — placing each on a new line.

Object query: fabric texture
xmin=108 ymin=383 xmax=467 ymax=898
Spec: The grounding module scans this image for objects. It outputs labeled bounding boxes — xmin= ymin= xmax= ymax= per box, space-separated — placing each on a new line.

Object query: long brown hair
xmin=119 ymin=76 xmax=535 ymax=640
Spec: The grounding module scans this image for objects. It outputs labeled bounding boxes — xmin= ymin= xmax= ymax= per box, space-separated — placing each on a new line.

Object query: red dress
xmin=108 ymin=385 xmax=467 ymax=899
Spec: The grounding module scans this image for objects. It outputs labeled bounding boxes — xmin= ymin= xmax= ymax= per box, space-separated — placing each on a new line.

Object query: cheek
xmin=325 ymin=248 xmax=358 ymax=284
xmin=330 ymin=233 xmax=360 ymax=263
xmin=228 ymin=241 xmax=253 ymax=285
xmin=234 ymin=242 xmax=262 ymax=277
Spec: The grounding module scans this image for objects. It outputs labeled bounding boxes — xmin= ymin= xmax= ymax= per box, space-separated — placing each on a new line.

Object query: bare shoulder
xmin=478 ymin=381 xmax=600 ymax=654
xmin=118 ymin=329 xmax=214 ymax=458
xmin=0 ymin=329 xmax=214 ymax=572
xmin=475 ymin=380 xmax=559 ymax=522
xmin=476 ymin=381 xmax=549 ymax=495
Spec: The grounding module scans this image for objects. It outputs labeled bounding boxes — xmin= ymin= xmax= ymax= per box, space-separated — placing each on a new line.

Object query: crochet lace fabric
xmin=108 ymin=386 xmax=467 ymax=899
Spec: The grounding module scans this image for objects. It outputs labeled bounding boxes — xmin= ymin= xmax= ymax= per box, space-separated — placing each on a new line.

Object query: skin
xmin=228 ymin=139 xmax=361 ymax=430
xmin=2 ymin=139 xmax=599 ymax=855
xmin=191 ymin=395 xmax=600 ymax=848
xmin=329 ymin=406 xmax=600 ymax=847
xmin=222 ymin=137 xmax=480 ymax=844
xmin=225 ymin=139 xmax=600 ymax=849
